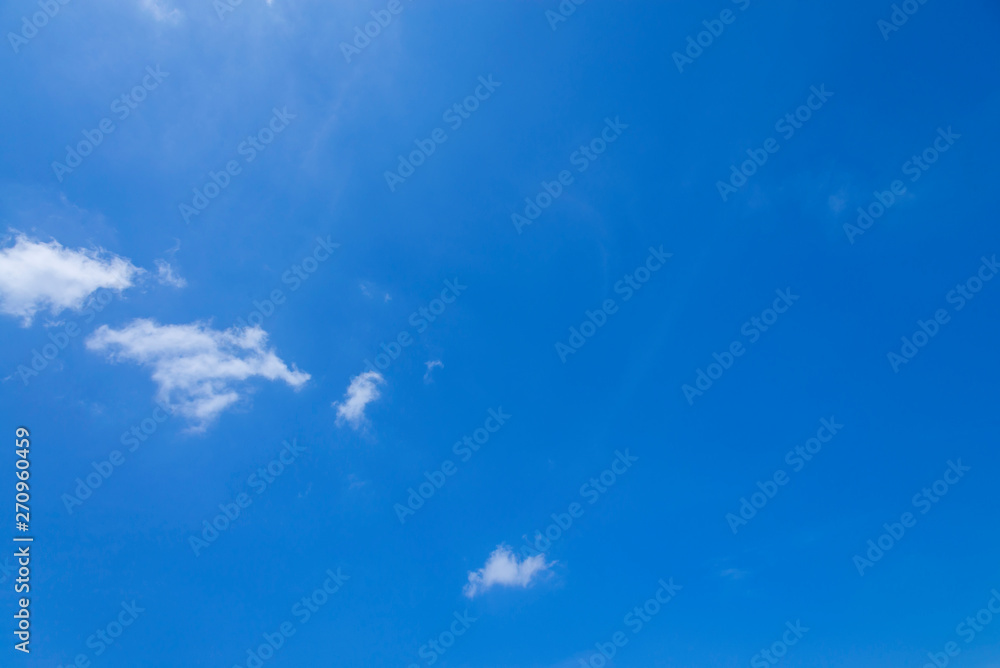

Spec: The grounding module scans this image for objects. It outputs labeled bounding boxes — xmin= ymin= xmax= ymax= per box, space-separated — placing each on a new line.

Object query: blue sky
xmin=2 ymin=0 xmax=1000 ymax=666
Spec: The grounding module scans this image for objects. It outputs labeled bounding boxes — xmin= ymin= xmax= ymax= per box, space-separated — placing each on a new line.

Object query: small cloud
xmin=0 ymin=232 xmax=142 ymax=326
xmin=463 ymin=544 xmax=553 ymax=599
xmin=720 ymin=568 xmax=747 ymax=580
xmin=423 ymin=359 xmax=443 ymax=384
xmin=140 ymin=0 xmax=182 ymax=22
xmin=163 ymin=238 xmax=182 ymax=257
xmin=347 ymin=474 xmax=367 ymax=490
xmin=359 ymin=281 xmax=391 ymax=303
xmin=333 ymin=371 xmax=384 ymax=429
xmin=828 ymin=193 xmax=846 ymax=213
xmin=155 ymin=259 xmax=186 ymax=288
xmin=86 ymin=319 xmax=309 ymax=432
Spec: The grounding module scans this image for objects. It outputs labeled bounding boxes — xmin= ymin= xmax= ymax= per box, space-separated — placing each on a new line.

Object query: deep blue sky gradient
xmin=2 ymin=0 xmax=1000 ymax=666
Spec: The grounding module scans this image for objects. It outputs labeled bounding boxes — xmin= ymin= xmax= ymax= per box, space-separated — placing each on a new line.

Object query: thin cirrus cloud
xmin=0 ymin=232 xmax=142 ymax=327
xmin=463 ymin=545 xmax=553 ymax=599
xmin=154 ymin=259 xmax=187 ymax=288
xmin=139 ymin=0 xmax=182 ymax=23
xmin=333 ymin=371 xmax=385 ymax=429
xmin=423 ymin=359 xmax=443 ymax=383
xmin=86 ymin=319 xmax=310 ymax=431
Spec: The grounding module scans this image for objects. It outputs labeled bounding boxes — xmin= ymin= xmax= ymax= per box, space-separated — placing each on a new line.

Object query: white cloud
xmin=423 ymin=359 xmax=443 ymax=383
xmin=86 ymin=319 xmax=309 ymax=431
xmin=333 ymin=371 xmax=384 ymax=429
xmin=0 ymin=232 xmax=142 ymax=326
xmin=359 ymin=281 xmax=391 ymax=302
xmin=463 ymin=545 xmax=553 ymax=598
xmin=154 ymin=259 xmax=186 ymax=288
xmin=140 ymin=0 xmax=182 ymax=22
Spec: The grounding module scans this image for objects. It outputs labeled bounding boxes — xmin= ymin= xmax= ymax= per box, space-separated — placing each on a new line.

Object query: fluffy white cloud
xmin=0 ymin=233 xmax=141 ymax=326
xmin=86 ymin=319 xmax=309 ymax=430
xmin=333 ymin=371 xmax=384 ymax=429
xmin=463 ymin=545 xmax=552 ymax=599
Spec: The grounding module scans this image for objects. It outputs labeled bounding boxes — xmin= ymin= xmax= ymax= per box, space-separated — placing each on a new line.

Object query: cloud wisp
xmin=423 ymin=359 xmax=443 ymax=384
xmin=154 ymin=259 xmax=186 ymax=288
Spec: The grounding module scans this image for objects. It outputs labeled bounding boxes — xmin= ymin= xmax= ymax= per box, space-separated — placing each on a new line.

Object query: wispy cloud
xmin=86 ymin=319 xmax=309 ymax=431
xmin=423 ymin=359 xmax=443 ymax=383
xmin=140 ymin=0 xmax=182 ymax=23
xmin=333 ymin=371 xmax=384 ymax=429
xmin=154 ymin=259 xmax=186 ymax=288
xmin=359 ymin=280 xmax=391 ymax=302
xmin=463 ymin=545 xmax=553 ymax=598
xmin=0 ymin=232 xmax=141 ymax=326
